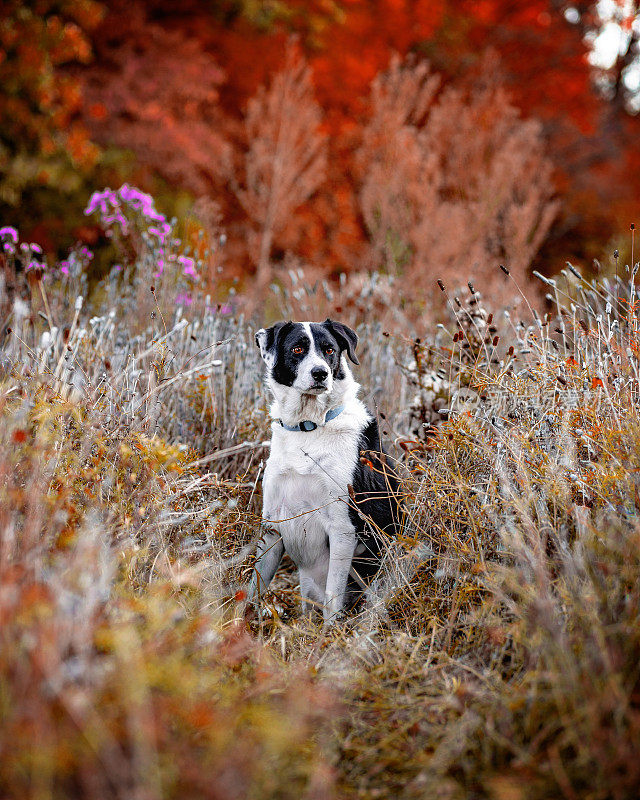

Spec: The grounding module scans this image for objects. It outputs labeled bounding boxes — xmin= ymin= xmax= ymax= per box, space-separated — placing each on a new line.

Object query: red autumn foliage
xmin=437 ymin=0 xmax=599 ymax=133
xmin=78 ymin=4 xmax=230 ymax=196
xmin=308 ymin=0 xmax=446 ymax=131
xmin=6 ymin=0 xmax=640 ymax=291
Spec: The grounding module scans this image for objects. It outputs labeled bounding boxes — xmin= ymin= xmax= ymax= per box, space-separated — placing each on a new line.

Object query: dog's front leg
xmin=324 ymin=530 xmax=357 ymax=625
xmin=247 ymin=524 xmax=284 ymax=606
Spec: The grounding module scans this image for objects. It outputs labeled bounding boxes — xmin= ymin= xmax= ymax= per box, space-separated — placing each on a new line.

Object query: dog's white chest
xmin=262 ymin=421 xmax=362 ymax=568
xmin=264 ymin=469 xmax=332 ymax=567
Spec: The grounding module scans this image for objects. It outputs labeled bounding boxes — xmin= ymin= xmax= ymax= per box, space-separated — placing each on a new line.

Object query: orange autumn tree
xmin=308 ymin=0 xmax=610 ymax=269
xmin=0 ymin=0 xmax=104 ymax=241
xmin=427 ymin=0 xmax=620 ymax=263
xmin=211 ymin=0 xmax=613 ymax=273
xmin=309 ymin=0 xmax=445 ymax=129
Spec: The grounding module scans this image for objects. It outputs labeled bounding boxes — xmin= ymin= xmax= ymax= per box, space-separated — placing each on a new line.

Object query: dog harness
xmin=276 ymin=405 xmax=345 ymax=432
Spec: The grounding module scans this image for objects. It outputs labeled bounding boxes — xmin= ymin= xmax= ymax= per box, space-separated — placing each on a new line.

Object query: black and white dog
xmin=248 ymin=319 xmax=400 ymax=624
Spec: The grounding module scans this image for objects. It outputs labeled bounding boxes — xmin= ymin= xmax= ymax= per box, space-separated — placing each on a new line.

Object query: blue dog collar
xmin=277 ymin=405 xmax=345 ymax=432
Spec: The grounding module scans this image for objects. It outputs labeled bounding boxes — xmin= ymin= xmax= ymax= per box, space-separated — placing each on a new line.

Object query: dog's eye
xmin=291 ymin=346 xmax=304 ymax=355
xmin=325 ymin=347 xmax=335 ymax=355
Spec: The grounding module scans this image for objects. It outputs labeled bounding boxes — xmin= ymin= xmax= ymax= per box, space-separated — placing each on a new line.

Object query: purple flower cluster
xmin=177 ymin=255 xmax=197 ymax=277
xmin=1 ymin=228 xmax=50 ymax=268
xmin=21 ymin=242 xmax=44 ymax=271
xmin=85 ymin=188 xmax=129 ymax=233
xmin=0 ymin=226 xmax=18 ymax=243
xmin=0 ymin=226 xmax=18 ymax=254
xmin=85 ymin=184 xmax=197 ymax=280
xmin=60 ymin=246 xmax=94 ymax=277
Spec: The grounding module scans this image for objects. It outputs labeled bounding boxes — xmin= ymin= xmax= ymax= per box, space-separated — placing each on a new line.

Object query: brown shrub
xmin=233 ymin=41 xmax=328 ymax=302
xmin=357 ymin=54 xmax=559 ymax=307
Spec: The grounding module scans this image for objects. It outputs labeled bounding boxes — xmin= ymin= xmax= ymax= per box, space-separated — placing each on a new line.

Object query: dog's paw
xmin=321 ymin=609 xmax=348 ymax=634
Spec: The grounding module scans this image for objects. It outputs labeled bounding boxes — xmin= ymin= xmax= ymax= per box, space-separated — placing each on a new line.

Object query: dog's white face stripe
xmin=293 ymin=322 xmax=333 ymax=394
xmin=301 ymin=322 xmax=313 ymax=348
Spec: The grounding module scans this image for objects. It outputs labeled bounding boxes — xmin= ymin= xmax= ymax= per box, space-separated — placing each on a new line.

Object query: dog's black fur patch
xmin=346 ymin=417 xmax=400 ymax=609
xmin=322 ymin=319 xmax=359 ymax=365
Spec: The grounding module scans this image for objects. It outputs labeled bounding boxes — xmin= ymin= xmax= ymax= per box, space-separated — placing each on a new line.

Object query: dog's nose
xmin=311 ymin=367 xmax=328 ymax=382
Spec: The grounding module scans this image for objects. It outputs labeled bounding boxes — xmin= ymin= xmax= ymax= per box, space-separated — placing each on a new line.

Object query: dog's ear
xmin=255 ymin=321 xmax=293 ymax=363
xmin=323 ymin=319 xmax=359 ymax=365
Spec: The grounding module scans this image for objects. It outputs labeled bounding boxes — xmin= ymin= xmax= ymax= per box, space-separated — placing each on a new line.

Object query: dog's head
xmin=255 ymin=319 xmax=359 ymax=398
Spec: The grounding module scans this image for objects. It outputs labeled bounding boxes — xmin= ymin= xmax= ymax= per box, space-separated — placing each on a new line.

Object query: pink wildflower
xmin=85 ymin=189 xmax=119 ymax=215
xmin=178 ymin=255 xmax=197 ymax=277
xmin=0 ymin=226 xmax=18 ymax=244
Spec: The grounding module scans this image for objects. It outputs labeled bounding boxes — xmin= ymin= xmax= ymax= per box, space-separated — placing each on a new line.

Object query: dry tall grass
xmin=1 ymin=212 xmax=639 ymax=799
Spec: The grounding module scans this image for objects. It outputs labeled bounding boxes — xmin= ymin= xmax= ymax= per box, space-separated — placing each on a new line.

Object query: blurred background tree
xmin=0 ymin=1 xmax=105 ymax=250
xmin=3 ymin=0 xmax=640 ymax=288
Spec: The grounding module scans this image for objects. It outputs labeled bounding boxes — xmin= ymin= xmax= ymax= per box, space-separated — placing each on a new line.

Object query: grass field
xmin=1 ymin=207 xmax=639 ymax=799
